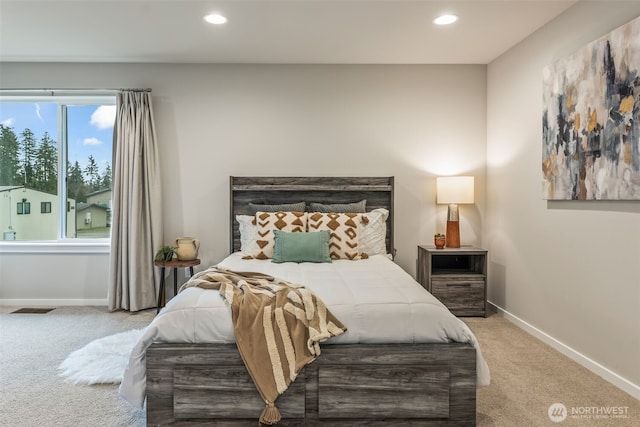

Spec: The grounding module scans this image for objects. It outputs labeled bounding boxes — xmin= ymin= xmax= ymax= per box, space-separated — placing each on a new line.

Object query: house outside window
xmin=0 ymin=93 xmax=115 ymax=241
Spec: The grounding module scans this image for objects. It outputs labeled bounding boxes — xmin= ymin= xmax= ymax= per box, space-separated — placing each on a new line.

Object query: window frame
xmin=16 ymin=201 xmax=31 ymax=214
xmin=0 ymin=93 xmax=115 ymax=249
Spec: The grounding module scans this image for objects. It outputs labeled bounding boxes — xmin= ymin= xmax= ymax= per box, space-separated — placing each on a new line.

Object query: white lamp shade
xmin=436 ymin=176 xmax=475 ymax=204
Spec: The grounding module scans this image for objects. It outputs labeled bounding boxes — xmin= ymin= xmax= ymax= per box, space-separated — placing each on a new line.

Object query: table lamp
xmin=436 ymin=176 xmax=474 ymax=248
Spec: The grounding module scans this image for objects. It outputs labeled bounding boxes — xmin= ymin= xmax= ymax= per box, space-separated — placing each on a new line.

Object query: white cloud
xmin=1 ymin=118 xmax=15 ymax=126
xmin=83 ymin=137 xmax=102 ymax=146
xmin=90 ymin=105 xmax=116 ymax=129
xmin=35 ymin=103 xmax=43 ymax=122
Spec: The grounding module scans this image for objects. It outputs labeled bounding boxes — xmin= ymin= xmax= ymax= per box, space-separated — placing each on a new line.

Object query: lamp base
xmin=446 ymin=220 xmax=460 ymax=248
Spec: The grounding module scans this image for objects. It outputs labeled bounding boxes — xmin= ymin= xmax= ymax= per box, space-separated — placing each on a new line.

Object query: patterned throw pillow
xmin=254 ymin=211 xmax=307 ymax=259
xmin=308 ymin=212 xmax=363 ymax=260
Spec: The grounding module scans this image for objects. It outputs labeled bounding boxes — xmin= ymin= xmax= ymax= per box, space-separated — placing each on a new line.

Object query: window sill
xmin=0 ymin=241 xmax=110 ymax=254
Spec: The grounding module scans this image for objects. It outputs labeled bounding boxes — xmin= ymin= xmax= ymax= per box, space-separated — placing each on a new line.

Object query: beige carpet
xmin=0 ymin=305 xmax=153 ymax=427
xmin=0 ymin=305 xmax=637 ymax=426
xmin=465 ymin=315 xmax=639 ymax=426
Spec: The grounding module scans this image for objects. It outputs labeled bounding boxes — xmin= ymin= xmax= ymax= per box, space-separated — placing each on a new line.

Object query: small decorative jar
xmin=434 ymin=234 xmax=446 ymax=249
xmin=175 ymin=237 xmax=200 ymax=260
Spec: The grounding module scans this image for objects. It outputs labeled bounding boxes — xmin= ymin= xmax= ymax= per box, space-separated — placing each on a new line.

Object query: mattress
xmin=120 ymin=252 xmax=490 ymax=407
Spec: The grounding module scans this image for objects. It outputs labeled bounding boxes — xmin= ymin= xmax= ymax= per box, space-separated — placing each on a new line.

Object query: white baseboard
xmin=0 ymin=299 xmax=107 ymax=307
xmin=488 ymin=301 xmax=640 ymax=400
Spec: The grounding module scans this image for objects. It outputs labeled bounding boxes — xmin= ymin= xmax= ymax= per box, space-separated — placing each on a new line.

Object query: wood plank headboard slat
xmin=232 ymin=184 xmax=392 ymax=192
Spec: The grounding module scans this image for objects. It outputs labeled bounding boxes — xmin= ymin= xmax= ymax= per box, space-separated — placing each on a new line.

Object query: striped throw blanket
xmin=180 ymin=267 xmax=347 ymax=425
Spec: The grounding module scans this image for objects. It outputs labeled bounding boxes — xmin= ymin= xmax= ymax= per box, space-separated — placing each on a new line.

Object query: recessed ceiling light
xmin=204 ymin=14 xmax=227 ymax=25
xmin=433 ymin=14 xmax=458 ymax=26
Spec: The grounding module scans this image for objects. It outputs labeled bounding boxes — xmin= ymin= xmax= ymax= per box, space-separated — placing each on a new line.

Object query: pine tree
xmin=0 ymin=124 xmax=20 ymax=186
xmin=33 ymin=131 xmax=58 ymax=193
xmin=19 ymin=128 xmax=37 ymax=187
xmin=101 ymin=163 xmax=112 ymax=189
xmin=67 ymin=160 xmax=87 ymax=202
xmin=84 ymin=155 xmax=100 ymax=191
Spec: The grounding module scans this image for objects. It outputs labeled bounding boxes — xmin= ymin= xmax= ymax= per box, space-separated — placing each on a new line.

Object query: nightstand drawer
xmin=431 ymin=279 xmax=485 ymax=316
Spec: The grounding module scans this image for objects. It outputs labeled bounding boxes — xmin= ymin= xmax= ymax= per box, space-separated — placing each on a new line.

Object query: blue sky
xmin=0 ymin=102 xmax=115 ymax=174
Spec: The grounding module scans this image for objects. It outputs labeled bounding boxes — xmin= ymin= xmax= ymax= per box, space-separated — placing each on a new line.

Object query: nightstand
xmin=154 ymin=258 xmax=201 ymax=314
xmin=417 ymin=246 xmax=487 ymax=317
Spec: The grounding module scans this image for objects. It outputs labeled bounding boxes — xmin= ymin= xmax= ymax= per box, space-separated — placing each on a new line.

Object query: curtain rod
xmin=0 ymin=88 xmax=151 ymax=94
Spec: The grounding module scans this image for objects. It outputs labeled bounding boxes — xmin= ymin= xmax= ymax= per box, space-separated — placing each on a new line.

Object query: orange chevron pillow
xmin=307 ymin=212 xmax=366 ymax=260
xmin=254 ymin=211 xmax=307 ymax=259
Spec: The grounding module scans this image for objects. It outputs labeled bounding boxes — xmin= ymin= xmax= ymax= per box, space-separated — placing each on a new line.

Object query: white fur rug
xmin=58 ymin=328 xmax=145 ymax=385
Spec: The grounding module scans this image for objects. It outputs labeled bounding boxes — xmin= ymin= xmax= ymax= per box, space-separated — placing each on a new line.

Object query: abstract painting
xmin=542 ymin=16 xmax=640 ymax=200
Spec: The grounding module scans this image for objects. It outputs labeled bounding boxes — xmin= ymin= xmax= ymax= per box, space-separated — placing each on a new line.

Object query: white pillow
xmin=236 ymin=215 xmax=259 ymax=255
xmin=360 ymin=208 xmax=388 ymax=256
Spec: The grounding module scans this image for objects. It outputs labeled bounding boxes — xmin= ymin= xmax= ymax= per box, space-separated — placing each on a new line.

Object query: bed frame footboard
xmin=146 ymin=342 xmax=476 ymax=426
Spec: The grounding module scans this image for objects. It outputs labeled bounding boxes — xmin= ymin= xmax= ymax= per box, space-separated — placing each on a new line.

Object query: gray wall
xmin=486 ymin=1 xmax=640 ymax=397
xmin=0 ymin=63 xmax=487 ymax=301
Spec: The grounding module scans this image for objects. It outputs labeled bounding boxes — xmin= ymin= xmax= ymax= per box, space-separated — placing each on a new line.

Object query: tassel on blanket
xmin=259 ymin=401 xmax=281 ymax=425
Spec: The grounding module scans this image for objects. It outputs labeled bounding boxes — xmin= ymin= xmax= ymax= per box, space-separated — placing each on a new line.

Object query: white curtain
xmin=108 ymin=91 xmax=163 ymax=312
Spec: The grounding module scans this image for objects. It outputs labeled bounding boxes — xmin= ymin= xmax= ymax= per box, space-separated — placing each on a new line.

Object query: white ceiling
xmin=0 ymin=0 xmax=577 ymax=64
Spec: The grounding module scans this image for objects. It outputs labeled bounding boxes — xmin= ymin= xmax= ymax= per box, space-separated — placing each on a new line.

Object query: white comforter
xmin=120 ymin=253 xmax=490 ymax=407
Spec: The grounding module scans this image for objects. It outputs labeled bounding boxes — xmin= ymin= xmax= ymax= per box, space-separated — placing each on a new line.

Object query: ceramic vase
xmin=175 ymin=237 xmax=200 ymax=260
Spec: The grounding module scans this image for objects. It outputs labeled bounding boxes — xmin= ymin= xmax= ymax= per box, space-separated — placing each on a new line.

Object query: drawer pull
xmin=447 ymin=283 xmax=471 ymax=287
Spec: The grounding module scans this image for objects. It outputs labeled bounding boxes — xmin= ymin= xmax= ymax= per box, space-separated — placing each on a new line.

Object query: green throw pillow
xmin=272 ymin=230 xmax=332 ymax=263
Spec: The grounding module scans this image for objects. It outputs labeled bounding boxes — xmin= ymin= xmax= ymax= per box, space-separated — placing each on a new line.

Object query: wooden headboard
xmin=229 ymin=176 xmax=394 ymax=255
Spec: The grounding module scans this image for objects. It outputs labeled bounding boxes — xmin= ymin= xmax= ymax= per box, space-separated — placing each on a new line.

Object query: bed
xmin=121 ymin=176 xmax=490 ymax=426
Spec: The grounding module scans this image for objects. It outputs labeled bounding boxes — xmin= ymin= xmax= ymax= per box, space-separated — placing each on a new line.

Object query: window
xmin=17 ymin=202 xmax=30 ymax=215
xmin=0 ymin=93 xmax=115 ymax=241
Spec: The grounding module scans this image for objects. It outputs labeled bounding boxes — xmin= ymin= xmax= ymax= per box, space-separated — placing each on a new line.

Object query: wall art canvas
xmin=542 ymin=16 xmax=640 ymax=200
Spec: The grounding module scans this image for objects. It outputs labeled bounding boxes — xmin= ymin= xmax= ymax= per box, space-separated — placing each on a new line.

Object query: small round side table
xmin=154 ymin=258 xmax=201 ymax=313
